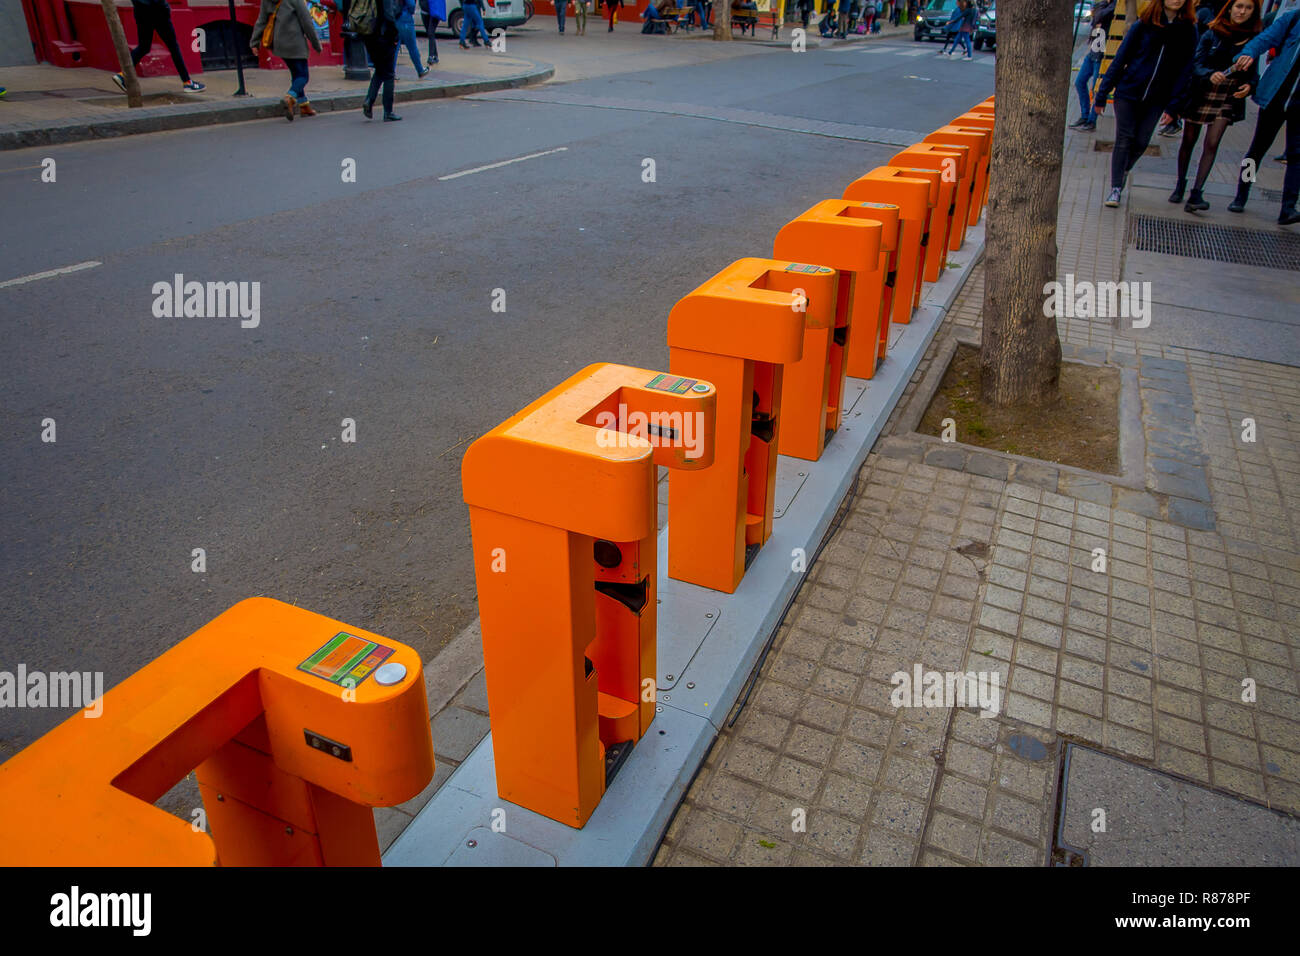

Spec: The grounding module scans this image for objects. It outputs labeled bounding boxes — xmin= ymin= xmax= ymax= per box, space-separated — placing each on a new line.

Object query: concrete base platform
xmin=385 ymin=226 xmax=985 ymax=866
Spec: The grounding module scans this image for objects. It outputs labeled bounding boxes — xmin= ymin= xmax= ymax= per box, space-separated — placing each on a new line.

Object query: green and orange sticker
xmin=299 ymin=632 xmax=395 ymax=687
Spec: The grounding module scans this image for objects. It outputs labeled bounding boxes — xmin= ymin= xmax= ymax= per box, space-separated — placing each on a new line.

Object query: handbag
xmin=262 ymin=0 xmax=284 ymax=49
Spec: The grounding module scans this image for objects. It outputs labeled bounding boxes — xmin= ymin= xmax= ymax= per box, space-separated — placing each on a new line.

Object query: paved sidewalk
xmin=652 ymin=92 xmax=1300 ymax=866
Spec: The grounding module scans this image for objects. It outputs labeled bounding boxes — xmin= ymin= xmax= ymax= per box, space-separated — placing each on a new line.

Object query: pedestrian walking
xmin=419 ymin=0 xmax=446 ymax=64
xmin=397 ymin=0 xmax=430 ymax=75
xmin=1070 ymin=0 xmax=1117 ymax=131
xmin=1226 ymin=7 xmax=1300 ymax=221
xmin=607 ymin=0 xmax=623 ymax=30
xmin=251 ymin=0 xmax=324 ymax=119
xmin=955 ymin=0 xmax=976 ymax=57
xmin=1093 ymin=0 xmax=1199 ymax=207
xmin=113 ymin=0 xmax=206 ymax=93
xmin=1169 ymin=0 xmax=1261 ymax=210
xmin=574 ymin=0 xmax=589 ymax=32
xmin=342 ymin=0 xmax=404 ymax=120
xmin=937 ymin=1 xmax=962 ymax=54
xmin=459 ymin=0 xmax=494 ymax=46
xmin=798 ymin=0 xmax=813 ymax=29
xmin=555 ymin=0 xmax=569 ymax=31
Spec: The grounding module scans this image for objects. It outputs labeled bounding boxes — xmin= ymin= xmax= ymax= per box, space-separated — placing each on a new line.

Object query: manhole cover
xmin=1128 ymin=213 xmax=1300 ymax=271
xmin=1094 ymin=140 xmax=1160 ymax=157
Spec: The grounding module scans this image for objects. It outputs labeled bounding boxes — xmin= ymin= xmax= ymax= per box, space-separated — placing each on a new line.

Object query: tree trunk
xmin=100 ymin=0 xmax=143 ymax=108
xmin=978 ymin=0 xmax=1070 ymax=408
xmin=714 ymin=2 xmax=732 ymax=38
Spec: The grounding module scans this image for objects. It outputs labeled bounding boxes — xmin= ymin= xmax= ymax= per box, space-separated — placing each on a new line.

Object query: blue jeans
xmin=285 ymin=58 xmax=309 ymax=101
xmin=1075 ymin=55 xmax=1100 ymax=123
xmin=398 ymin=21 xmax=423 ymax=72
xmin=461 ymin=3 xmax=492 ymax=44
xmin=555 ymin=1 xmax=566 ymax=30
xmin=956 ymin=31 xmax=972 ymax=55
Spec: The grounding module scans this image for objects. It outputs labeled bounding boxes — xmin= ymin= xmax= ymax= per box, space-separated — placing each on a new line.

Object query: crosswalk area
xmin=854 ymin=44 xmax=997 ymax=65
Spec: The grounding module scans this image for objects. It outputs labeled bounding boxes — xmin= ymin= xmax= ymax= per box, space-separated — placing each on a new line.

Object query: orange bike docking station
xmin=461 ymin=363 xmax=717 ymax=828
xmin=950 ymin=111 xmax=996 ymax=224
xmin=666 ymin=258 xmax=837 ymax=594
xmin=0 ymin=598 xmax=435 ymax=866
xmin=773 ymin=201 xmax=883 ymax=462
xmin=843 ymin=168 xmax=934 ymax=328
xmin=925 ymin=125 xmax=991 ymax=243
xmin=888 ymin=146 xmax=964 ymax=282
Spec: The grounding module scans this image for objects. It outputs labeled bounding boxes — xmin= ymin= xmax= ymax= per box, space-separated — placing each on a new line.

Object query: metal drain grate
xmin=1128 ymin=213 xmax=1300 ymax=271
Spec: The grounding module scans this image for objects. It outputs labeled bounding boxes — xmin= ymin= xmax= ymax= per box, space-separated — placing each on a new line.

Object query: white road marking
xmin=895 ymin=48 xmax=931 ymax=56
xmin=0 ymin=260 xmax=101 ymax=290
xmin=438 ymin=146 xmax=569 ymax=181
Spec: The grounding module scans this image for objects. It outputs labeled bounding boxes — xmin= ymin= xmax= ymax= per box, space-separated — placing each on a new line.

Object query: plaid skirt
xmin=1186 ymin=83 xmax=1237 ymax=126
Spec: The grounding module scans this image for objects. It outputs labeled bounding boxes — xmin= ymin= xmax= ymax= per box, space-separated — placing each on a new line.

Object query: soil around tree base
xmin=918 ymin=345 xmax=1121 ymax=475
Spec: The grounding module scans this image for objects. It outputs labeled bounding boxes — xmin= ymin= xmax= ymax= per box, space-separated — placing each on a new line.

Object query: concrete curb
xmin=0 ymin=60 xmax=554 ymax=152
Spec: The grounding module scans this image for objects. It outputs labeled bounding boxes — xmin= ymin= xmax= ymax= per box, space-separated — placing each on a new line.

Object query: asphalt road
xmin=0 ymin=32 xmax=994 ymax=756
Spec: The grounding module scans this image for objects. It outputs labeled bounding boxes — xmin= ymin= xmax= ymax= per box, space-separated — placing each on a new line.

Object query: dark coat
xmin=1171 ymin=26 xmax=1260 ymax=121
xmin=1093 ymin=15 xmax=1199 ymax=108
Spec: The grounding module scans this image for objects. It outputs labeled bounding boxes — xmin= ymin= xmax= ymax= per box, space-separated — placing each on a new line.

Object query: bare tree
xmin=978 ymin=0 xmax=1072 ymax=407
xmin=100 ymin=0 xmax=143 ymax=108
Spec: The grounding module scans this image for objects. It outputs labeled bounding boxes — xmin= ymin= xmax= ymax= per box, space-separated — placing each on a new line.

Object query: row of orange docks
xmin=0 ymin=97 xmax=996 ymax=865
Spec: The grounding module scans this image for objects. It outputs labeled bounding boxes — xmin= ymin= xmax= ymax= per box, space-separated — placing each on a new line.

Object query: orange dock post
xmin=888 ymin=149 xmax=962 ymax=282
xmin=667 ymin=258 xmax=837 ymax=593
xmin=924 ymin=125 xmax=991 ymax=243
xmin=0 ymin=598 xmax=435 ymax=866
xmin=952 ymin=111 xmax=996 ymax=224
xmin=773 ymin=201 xmax=883 ymax=461
xmin=895 ymin=141 xmax=974 ymax=253
xmin=843 ymin=168 xmax=934 ymax=328
xmin=461 ymin=363 xmax=717 ymax=828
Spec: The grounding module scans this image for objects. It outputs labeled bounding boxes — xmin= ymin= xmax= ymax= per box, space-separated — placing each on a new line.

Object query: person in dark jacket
xmin=1094 ymin=0 xmax=1199 ymax=207
xmin=113 ymin=0 xmax=206 ymax=93
xmin=251 ymin=0 xmax=324 ymax=120
xmin=342 ymin=0 xmax=404 ymax=120
xmin=1227 ymin=8 xmax=1300 ymax=222
xmin=1071 ymin=1 xmax=1117 ymax=131
xmin=1169 ymin=0 xmax=1261 ymax=209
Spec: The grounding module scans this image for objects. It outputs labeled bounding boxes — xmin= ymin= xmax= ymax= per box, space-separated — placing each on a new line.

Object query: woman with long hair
xmin=1093 ymin=0 xmax=1199 ymax=207
xmin=1169 ymin=0 xmax=1262 ymax=210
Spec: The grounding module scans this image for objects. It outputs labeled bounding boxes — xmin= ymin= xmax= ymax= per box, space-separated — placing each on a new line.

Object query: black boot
xmin=1168 ymin=179 xmax=1186 ymax=203
xmin=1227 ymin=180 xmax=1250 ymax=213
xmin=1280 ymin=206 xmax=1300 ymax=225
xmin=1184 ymin=188 xmax=1209 ymax=212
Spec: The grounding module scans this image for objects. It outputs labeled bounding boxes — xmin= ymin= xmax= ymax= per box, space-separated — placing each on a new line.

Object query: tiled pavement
xmin=651 ymin=96 xmax=1300 ymax=866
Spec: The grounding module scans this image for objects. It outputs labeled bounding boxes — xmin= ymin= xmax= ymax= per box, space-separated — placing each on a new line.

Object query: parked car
xmin=914 ymin=0 xmax=959 ymax=41
xmin=974 ymin=0 xmax=995 ymax=50
xmin=1073 ymin=2 xmax=1093 ymax=21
